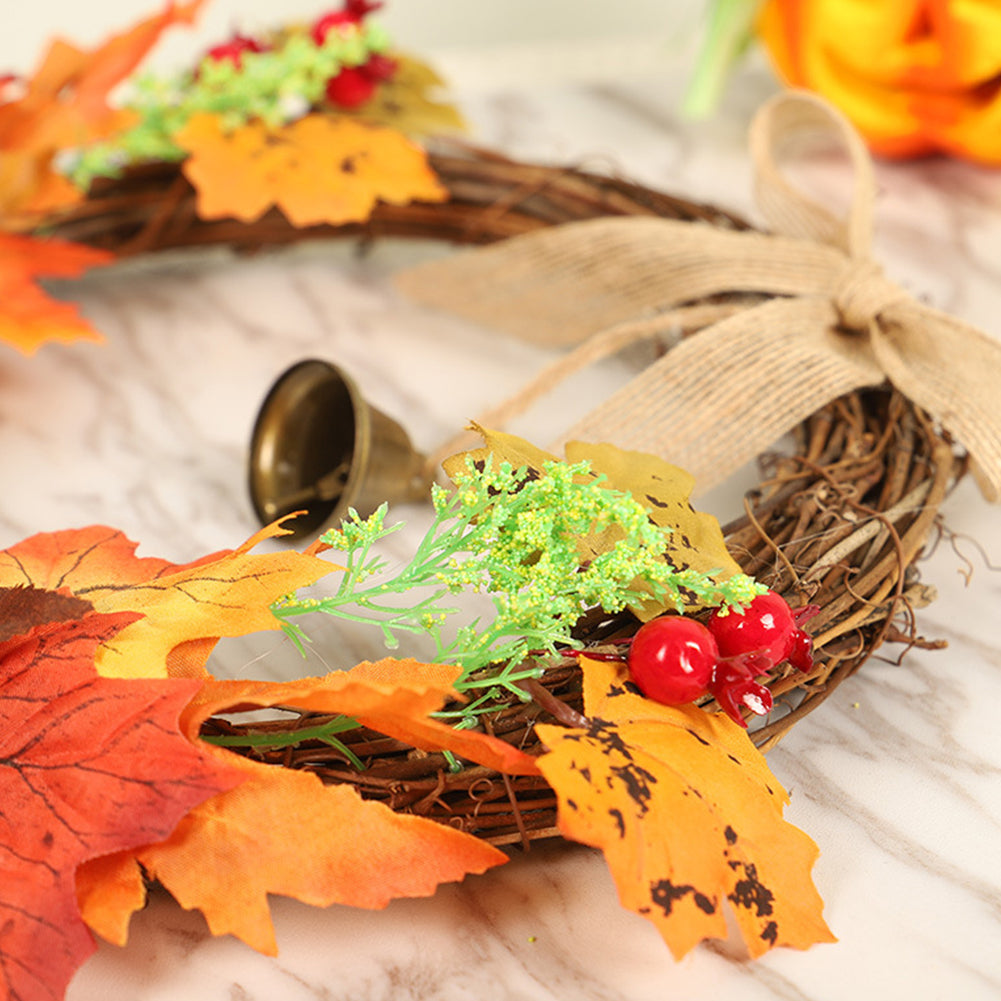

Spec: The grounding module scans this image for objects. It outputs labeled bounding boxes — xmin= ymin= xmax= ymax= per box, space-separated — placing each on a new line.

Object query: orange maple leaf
xmin=174 ymin=112 xmax=448 ymax=227
xmin=77 ymin=658 xmax=525 ymax=954
xmin=0 ymin=1 xmax=205 ymax=228
xmin=179 ymin=660 xmax=541 ymax=777
xmin=0 ymin=520 xmax=332 ymax=678
xmin=536 ymin=657 xmax=836 ymax=959
xmin=0 ymin=232 xmax=113 ymax=353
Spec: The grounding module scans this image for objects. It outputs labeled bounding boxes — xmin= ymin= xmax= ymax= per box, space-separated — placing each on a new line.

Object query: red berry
xmin=205 ymin=33 xmax=267 ymax=68
xmin=311 ymin=1 xmax=382 ymax=44
xmin=311 ymin=11 xmax=355 ymax=44
xmin=361 ymin=53 xmax=398 ymax=82
xmin=709 ymin=591 xmax=814 ymax=674
xmin=786 ymin=627 xmax=815 ymax=673
xmin=707 ymin=662 xmax=773 ymax=728
xmin=627 ymin=617 xmax=717 ymax=706
xmin=324 ymin=67 xmax=377 ymax=108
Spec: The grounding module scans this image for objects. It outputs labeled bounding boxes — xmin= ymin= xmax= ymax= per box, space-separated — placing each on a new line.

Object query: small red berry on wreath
xmin=205 ymin=33 xmax=268 ymax=68
xmin=310 ymin=1 xmax=398 ymax=109
xmin=709 ymin=590 xmax=818 ymax=674
xmin=624 ymin=615 xmax=774 ymax=727
xmin=627 ymin=616 xmax=718 ymax=706
xmin=607 ymin=591 xmax=819 ymax=728
xmin=311 ymin=1 xmax=384 ymax=45
xmin=324 ymin=66 xmax=377 ymax=108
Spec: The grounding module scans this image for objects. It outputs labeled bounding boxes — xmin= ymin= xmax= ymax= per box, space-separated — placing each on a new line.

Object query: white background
xmin=1 ymin=0 xmax=709 ymax=86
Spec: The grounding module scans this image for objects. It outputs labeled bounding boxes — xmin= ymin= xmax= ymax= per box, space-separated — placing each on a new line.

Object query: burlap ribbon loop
xmin=401 ymin=91 xmax=1001 ymax=502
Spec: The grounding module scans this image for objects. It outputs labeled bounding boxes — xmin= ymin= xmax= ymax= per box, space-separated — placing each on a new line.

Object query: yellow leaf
xmin=93 ymin=521 xmax=334 ymax=679
xmin=175 ymin=112 xmax=448 ymax=228
xmin=444 ymin=428 xmax=743 ymax=617
xmin=348 ymin=53 xmax=467 ymax=138
xmin=565 ymin=440 xmax=744 ymax=618
xmin=0 ymin=520 xmax=333 ymax=679
xmin=536 ymin=657 xmax=835 ymax=959
xmin=441 ymin=422 xmax=560 ymax=483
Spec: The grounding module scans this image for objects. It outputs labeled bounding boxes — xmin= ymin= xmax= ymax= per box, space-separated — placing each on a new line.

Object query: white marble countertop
xmin=6 ymin=40 xmax=999 ymax=1001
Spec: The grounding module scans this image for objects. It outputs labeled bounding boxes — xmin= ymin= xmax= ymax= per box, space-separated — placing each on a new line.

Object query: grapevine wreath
xmin=2 ymin=4 xmax=1001 ymax=1000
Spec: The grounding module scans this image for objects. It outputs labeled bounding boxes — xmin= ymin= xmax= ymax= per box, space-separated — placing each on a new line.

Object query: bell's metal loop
xmin=248 ymin=359 xmax=429 ymax=539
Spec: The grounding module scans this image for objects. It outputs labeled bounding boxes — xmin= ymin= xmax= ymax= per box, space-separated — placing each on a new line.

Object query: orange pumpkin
xmin=757 ymin=0 xmax=1001 ymax=164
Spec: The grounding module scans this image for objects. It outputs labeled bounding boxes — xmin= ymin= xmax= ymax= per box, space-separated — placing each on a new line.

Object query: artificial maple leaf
xmin=348 ymin=53 xmax=466 ymax=138
xmin=535 ymin=657 xmax=835 ymax=959
xmin=0 ymin=611 xmax=243 ymax=1001
xmin=0 ymin=1 xmax=205 ymax=227
xmin=78 ymin=658 xmax=525 ymax=955
xmin=0 ymin=520 xmax=332 ymax=679
xmin=75 ymin=850 xmax=149 ymax=947
xmin=564 ymin=440 xmax=745 ymax=619
xmin=441 ymin=423 xmax=559 ymax=486
xmin=174 ymin=111 xmax=448 ymax=228
xmin=0 ymin=232 xmax=113 ymax=353
xmin=180 ymin=658 xmax=541 ymax=777
xmin=444 ymin=427 xmax=743 ymax=617
xmin=0 ymin=522 xmax=217 ymax=593
xmin=0 ymin=584 xmax=91 ymax=643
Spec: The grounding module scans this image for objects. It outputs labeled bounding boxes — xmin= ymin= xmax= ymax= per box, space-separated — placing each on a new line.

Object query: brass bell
xmin=248 ymin=359 xmax=430 ymax=538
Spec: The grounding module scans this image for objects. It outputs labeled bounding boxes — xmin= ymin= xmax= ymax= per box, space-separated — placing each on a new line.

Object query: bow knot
xmin=400 ymin=91 xmax=1001 ymax=503
xmin=832 ymin=261 xmax=909 ymax=333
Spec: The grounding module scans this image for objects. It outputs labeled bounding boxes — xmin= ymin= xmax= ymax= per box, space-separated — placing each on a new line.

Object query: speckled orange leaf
xmin=0 ymin=1 xmax=204 ymax=226
xmin=0 ymin=520 xmax=332 ymax=678
xmin=536 ymin=657 xmax=835 ymax=959
xmin=0 ymin=233 xmax=113 ymax=352
xmin=174 ymin=112 xmax=448 ymax=227
xmin=78 ymin=658 xmax=521 ymax=955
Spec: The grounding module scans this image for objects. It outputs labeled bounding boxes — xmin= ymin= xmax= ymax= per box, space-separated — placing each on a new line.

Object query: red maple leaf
xmin=0 ymin=612 xmax=244 ymax=1001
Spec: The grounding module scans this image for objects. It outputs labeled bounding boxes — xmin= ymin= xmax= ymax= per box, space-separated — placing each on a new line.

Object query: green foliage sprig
xmin=66 ymin=20 xmax=391 ymax=189
xmin=273 ymin=456 xmax=764 ymax=726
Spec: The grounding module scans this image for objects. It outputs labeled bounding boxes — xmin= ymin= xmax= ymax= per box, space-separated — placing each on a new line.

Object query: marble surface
xmin=5 ymin=40 xmax=1000 ymax=1001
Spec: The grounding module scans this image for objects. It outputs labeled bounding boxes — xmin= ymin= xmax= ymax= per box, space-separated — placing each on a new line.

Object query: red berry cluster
xmin=203 ymin=1 xmax=397 ymax=109
xmin=311 ymin=2 xmax=398 ymax=108
xmin=205 ymin=33 xmax=268 ymax=68
xmin=626 ymin=591 xmax=817 ymax=727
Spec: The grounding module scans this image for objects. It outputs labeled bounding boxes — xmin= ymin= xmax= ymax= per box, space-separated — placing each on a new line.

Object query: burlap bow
xmin=399 ymin=91 xmax=1001 ymax=501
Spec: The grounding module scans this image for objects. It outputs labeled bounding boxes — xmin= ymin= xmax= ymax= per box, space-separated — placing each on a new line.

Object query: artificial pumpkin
xmin=757 ymin=0 xmax=1001 ymax=164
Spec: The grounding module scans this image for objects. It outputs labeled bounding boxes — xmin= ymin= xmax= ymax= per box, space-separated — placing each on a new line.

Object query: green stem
xmin=202 ymin=716 xmax=360 ymax=749
xmin=683 ymin=0 xmax=764 ymax=119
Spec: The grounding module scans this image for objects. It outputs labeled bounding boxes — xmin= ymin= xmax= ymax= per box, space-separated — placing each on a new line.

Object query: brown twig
xmin=59 ymin=150 xmax=962 ymax=845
